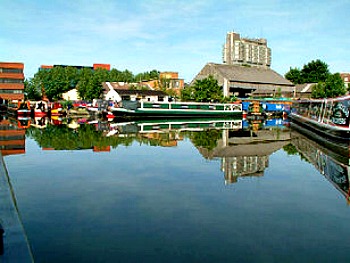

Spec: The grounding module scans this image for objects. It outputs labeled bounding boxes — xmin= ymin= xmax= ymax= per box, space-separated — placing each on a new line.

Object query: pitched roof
xmin=207 ymin=63 xmax=293 ymax=86
xmin=102 ymin=82 xmax=131 ymax=90
xmin=294 ymin=83 xmax=316 ymax=93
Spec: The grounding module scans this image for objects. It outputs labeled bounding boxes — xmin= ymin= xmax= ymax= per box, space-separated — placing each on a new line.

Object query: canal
xmin=2 ymin=116 xmax=350 ymax=262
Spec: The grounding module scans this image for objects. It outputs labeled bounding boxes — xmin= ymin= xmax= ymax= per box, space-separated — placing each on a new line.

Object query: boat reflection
xmin=4 ymin=113 xmax=350 ymax=204
xmin=3 ymin=114 xmax=292 ymax=182
xmin=291 ymin=123 xmax=350 ymax=203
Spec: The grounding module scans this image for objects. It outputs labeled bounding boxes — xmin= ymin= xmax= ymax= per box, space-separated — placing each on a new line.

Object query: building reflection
xmin=197 ymin=118 xmax=291 ymax=184
xmin=0 ymin=115 xmax=27 ymax=156
xmin=5 ymin=113 xmax=350 ymax=202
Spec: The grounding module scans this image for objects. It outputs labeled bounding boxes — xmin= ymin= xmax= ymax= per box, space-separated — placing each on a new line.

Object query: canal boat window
xmin=331 ymin=100 xmax=350 ymax=126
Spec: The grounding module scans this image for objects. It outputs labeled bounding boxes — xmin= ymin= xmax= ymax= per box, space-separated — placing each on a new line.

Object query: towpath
xmin=0 ymin=153 xmax=34 ymax=262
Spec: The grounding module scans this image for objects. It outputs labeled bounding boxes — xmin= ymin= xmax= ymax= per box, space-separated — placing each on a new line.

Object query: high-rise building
xmin=0 ymin=62 xmax=25 ymax=103
xmin=223 ymin=31 xmax=271 ymax=68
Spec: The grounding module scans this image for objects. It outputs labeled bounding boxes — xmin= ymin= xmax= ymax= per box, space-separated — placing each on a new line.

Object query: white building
xmin=223 ymin=31 xmax=271 ymax=68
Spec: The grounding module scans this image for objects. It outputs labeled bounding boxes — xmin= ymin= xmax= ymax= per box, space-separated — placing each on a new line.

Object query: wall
xmin=0 ymin=62 xmax=24 ymax=101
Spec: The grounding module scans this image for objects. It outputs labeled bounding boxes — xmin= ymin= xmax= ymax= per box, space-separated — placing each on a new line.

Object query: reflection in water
xmin=291 ymin=123 xmax=350 ymax=203
xmin=198 ymin=118 xmax=291 ymax=184
xmin=5 ymin=115 xmax=350 ymax=203
xmin=11 ymin=115 xmax=292 ymax=184
xmin=8 ymin=114 xmax=350 ymax=201
xmin=0 ymin=116 xmax=26 ymax=156
xmin=5 ymin=115 xmax=350 ymax=262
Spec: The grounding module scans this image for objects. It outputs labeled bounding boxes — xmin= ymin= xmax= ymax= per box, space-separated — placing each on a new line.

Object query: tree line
xmin=25 ymin=66 xmax=160 ymax=101
xmin=25 ymin=59 xmax=347 ymax=102
xmin=284 ymin=59 xmax=347 ymax=98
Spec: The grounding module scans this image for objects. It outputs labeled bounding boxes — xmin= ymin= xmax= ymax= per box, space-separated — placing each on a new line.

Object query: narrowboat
xmin=289 ymin=95 xmax=350 ymax=141
xmin=30 ymin=100 xmax=49 ymax=117
xmin=241 ymin=98 xmax=292 ymax=119
xmin=7 ymin=101 xmax=31 ymax=116
xmin=49 ymin=102 xmax=64 ymax=116
xmin=109 ymin=101 xmax=243 ymax=120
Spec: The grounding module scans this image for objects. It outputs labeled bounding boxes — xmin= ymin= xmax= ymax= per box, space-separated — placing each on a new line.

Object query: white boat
xmin=289 ymin=95 xmax=350 ymax=141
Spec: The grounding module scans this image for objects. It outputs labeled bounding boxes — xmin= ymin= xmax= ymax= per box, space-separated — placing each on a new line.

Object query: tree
xmin=312 ymin=73 xmax=345 ymax=98
xmin=285 ymin=60 xmax=330 ymax=84
xmin=149 ymin=70 xmax=160 ymax=80
xmin=24 ymin=79 xmax=41 ymax=100
xmin=77 ymin=68 xmax=93 ymax=100
xmin=119 ymin=70 xmax=134 ymax=83
xmin=180 ymin=86 xmax=195 ymax=101
xmin=187 ymin=76 xmax=224 ymax=102
xmin=109 ymin=68 xmax=122 ymax=82
xmin=27 ymin=66 xmax=163 ymax=101
xmin=301 ymin=59 xmax=330 ymax=83
xmin=285 ymin=67 xmax=302 ymax=84
xmin=285 ymin=59 xmax=346 ymax=99
xmin=84 ymin=68 xmax=109 ymax=100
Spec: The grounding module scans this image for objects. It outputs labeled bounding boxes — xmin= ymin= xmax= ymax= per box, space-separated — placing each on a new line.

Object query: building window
xmin=0 ymin=68 xmax=23 ymax=74
xmin=0 ymin=79 xmax=23 ymax=83
xmin=0 ymin=89 xmax=23 ymax=94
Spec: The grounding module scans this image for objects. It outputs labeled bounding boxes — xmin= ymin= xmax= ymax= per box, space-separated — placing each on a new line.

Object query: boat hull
xmin=289 ymin=112 xmax=350 ymax=142
xmin=110 ymin=101 xmax=243 ymax=120
xmin=112 ymin=109 xmax=242 ymax=120
xmin=290 ymin=95 xmax=350 ymax=142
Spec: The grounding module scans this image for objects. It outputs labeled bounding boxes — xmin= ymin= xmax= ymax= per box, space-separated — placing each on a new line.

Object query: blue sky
xmin=1 ymin=0 xmax=349 ymax=82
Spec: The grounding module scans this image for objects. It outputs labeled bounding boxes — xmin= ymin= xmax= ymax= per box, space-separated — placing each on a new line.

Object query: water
xmin=3 ymin=116 xmax=350 ymax=262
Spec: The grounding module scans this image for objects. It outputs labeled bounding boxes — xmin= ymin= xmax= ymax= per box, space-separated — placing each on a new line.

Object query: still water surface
xmin=3 ymin=117 xmax=350 ymax=262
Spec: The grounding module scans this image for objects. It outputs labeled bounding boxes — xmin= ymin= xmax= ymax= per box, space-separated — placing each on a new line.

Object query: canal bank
xmin=0 ymin=153 xmax=33 ymax=262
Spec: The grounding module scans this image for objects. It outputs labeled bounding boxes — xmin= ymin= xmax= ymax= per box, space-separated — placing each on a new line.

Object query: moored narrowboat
xmin=30 ymin=100 xmax=49 ymax=117
xmin=289 ymin=95 xmax=350 ymax=141
xmin=49 ymin=102 xmax=64 ymax=116
xmin=7 ymin=100 xmax=31 ymax=116
xmin=109 ymin=101 xmax=243 ymax=120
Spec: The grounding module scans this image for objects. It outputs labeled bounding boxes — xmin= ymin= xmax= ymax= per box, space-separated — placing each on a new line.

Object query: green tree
xmin=120 ymin=69 xmax=134 ymax=83
xmin=301 ymin=59 xmax=330 ymax=83
xmin=283 ymin=144 xmax=299 ymax=155
xmin=109 ymin=68 xmax=122 ymax=82
xmin=190 ymin=130 xmax=222 ymax=152
xmin=24 ymin=79 xmax=41 ymax=100
xmin=77 ymin=68 xmax=93 ymax=100
xmin=27 ymin=66 xmax=164 ymax=101
xmin=285 ymin=60 xmax=330 ymax=84
xmin=180 ymin=86 xmax=195 ymax=101
xmin=285 ymin=67 xmax=303 ymax=84
xmin=312 ymin=73 xmax=345 ymax=98
xmin=32 ymin=68 xmax=56 ymax=100
xmin=149 ymin=70 xmax=160 ymax=80
xmin=187 ymin=76 xmax=224 ymax=102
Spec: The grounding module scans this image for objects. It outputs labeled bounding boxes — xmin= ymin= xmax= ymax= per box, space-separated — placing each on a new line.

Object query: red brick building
xmin=0 ymin=62 xmax=25 ymax=103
